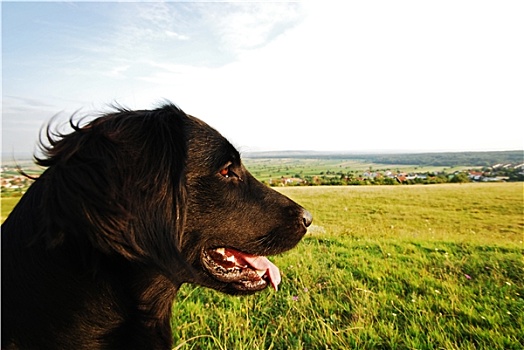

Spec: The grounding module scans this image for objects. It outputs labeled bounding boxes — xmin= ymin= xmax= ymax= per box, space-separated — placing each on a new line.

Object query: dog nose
xmin=302 ymin=209 xmax=313 ymax=228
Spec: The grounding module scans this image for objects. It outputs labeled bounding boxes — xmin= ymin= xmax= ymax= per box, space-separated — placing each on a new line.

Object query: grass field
xmin=169 ymin=183 xmax=523 ymax=349
xmin=242 ymin=158 xmax=470 ymax=183
xmin=1 ymin=197 xmax=20 ymax=223
xmin=1 ymin=183 xmax=523 ymax=349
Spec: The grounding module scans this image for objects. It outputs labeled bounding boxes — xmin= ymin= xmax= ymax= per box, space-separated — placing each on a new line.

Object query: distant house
xmin=395 ymin=173 xmax=408 ymax=183
xmin=280 ymin=177 xmax=304 ymax=185
xmin=484 ymin=177 xmax=504 ymax=182
xmin=468 ymin=171 xmax=484 ymax=181
xmin=394 ymin=173 xmax=418 ymax=183
xmin=362 ymin=171 xmax=383 ymax=179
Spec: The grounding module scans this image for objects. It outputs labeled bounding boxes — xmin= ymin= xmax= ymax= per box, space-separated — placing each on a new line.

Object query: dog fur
xmin=1 ymin=103 xmax=312 ymax=349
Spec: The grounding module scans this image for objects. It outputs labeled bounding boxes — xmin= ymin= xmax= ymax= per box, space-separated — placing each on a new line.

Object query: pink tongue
xmin=228 ymin=249 xmax=281 ymax=291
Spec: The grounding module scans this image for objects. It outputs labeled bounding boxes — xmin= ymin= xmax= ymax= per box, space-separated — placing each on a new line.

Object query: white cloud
xmin=105 ymin=65 xmax=132 ymax=78
xmin=168 ymin=1 xmax=524 ymax=152
xmin=3 ymin=1 xmax=523 ymax=155
xmin=164 ymin=30 xmax=189 ymax=40
xmin=204 ymin=2 xmax=303 ymax=53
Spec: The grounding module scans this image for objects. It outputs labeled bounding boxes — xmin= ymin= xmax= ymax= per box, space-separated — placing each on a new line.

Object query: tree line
xmin=267 ymin=167 xmax=523 ymax=187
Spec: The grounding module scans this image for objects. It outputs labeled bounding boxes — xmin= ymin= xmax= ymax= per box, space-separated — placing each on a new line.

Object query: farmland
xmin=3 ymin=182 xmax=522 ymax=349
xmin=243 ymin=157 xmax=469 ymax=185
xmin=2 ymin=151 xmax=522 ymax=196
xmin=1 ymin=150 xmax=523 ymax=349
xmin=241 ymin=152 xmax=523 ymax=185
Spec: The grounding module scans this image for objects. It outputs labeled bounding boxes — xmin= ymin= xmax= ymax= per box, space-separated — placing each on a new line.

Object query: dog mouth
xmin=201 ymin=247 xmax=281 ymax=292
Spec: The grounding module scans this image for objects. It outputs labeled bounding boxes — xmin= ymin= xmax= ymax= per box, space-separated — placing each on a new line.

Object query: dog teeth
xmin=256 ymin=269 xmax=266 ymax=277
xmin=215 ymin=248 xmax=225 ymax=255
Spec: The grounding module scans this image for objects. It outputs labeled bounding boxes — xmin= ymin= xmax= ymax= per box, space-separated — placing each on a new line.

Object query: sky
xmin=2 ymin=0 xmax=523 ymax=157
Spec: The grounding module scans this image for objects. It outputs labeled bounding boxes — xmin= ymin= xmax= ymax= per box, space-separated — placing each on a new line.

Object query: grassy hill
xmin=172 ymin=183 xmax=522 ymax=349
xmin=1 ymin=172 xmax=522 ymax=349
xmin=243 ymin=157 xmax=470 ymax=184
xmin=242 ymin=150 xmax=523 ymax=184
xmin=244 ymin=150 xmax=523 ymax=167
xmin=359 ymin=150 xmax=523 ymax=167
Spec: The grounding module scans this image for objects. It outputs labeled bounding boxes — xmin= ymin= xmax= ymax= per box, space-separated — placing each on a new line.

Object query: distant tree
xmin=383 ymin=177 xmax=398 ymax=185
xmin=372 ymin=178 xmax=384 ymax=185
xmin=450 ymin=172 xmax=470 ymax=183
xmin=329 ymin=178 xmax=344 ymax=185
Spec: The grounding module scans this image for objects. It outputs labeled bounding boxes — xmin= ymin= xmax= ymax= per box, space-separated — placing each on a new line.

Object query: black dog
xmin=1 ymin=103 xmax=312 ymax=349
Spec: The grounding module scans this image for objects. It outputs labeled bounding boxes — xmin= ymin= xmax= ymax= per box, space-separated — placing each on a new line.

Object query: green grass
xmin=2 ymin=183 xmax=523 ymax=349
xmin=171 ymin=183 xmax=523 ymax=349
xmin=1 ymin=197 xmax=21 ymax=223
xmin=243 ymin=158 xmax=470 ymax=183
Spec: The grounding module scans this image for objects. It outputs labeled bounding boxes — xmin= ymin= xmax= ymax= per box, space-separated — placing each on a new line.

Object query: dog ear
xmin=36 ymin=115 xmax=133 ymax=254
xmin=35 ymin=105 xmax=189 ymax=271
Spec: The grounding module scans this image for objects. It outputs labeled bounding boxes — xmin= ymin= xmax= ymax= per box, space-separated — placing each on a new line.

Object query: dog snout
xmin=301 ymin=209 xmax=313 ymax=228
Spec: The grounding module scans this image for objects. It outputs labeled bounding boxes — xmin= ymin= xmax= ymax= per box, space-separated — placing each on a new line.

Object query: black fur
xmin=1 ymin=103 xmax=311 ymax=349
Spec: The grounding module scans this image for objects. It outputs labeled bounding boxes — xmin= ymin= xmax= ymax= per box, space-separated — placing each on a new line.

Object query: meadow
xmin=169 ymin=183 xmax=523 ymax=349
xmin=242 ymin=157 xmax=468 ymax=184
xmin=1 ymin=183 xmax=522 ymax=349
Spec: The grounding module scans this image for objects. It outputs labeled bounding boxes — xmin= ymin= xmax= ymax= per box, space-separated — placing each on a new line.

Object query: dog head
xmin=180 ymin=114 xmax=312 ymax=293
xmin=37 ymin=103 xmax=311 ymax=294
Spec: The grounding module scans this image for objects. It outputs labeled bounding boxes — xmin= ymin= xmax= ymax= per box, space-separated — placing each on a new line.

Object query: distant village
xmin=1 ymin=162 xmax=523 ymax=196
xmin=269 ymin=163 xmax=524 ymax=186
xmin=1 ymin=173 xmax=36 ymax=194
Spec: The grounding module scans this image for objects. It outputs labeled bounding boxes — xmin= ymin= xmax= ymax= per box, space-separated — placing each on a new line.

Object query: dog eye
xmin=219 ymin=167 xmax=230 ymax=177
xmin=219 ymin=164 xmax=243 ymax=181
